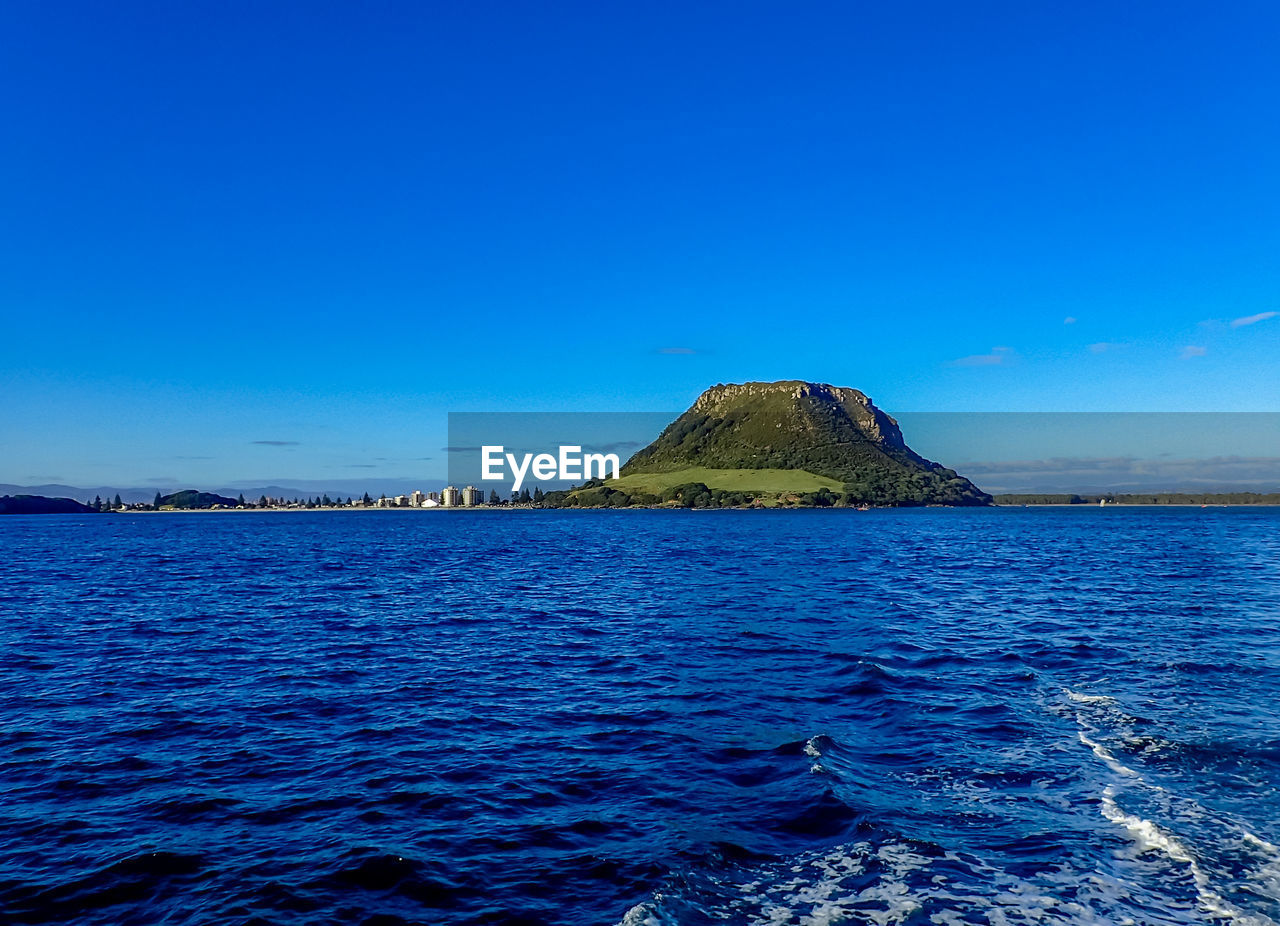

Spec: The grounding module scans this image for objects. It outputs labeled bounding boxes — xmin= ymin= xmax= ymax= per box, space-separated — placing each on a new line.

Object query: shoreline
xmin=110 ymin=502 xmax=1280 ymax=514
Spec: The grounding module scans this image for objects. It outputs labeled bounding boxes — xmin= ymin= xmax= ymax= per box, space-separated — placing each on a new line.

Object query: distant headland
xmin=0 ymin=495 xmax=97 ymax=515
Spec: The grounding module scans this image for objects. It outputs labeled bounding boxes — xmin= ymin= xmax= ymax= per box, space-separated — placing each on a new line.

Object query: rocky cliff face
xmin=692 ymin=381 xmax=908 ymax=448
xmin=625 ymin=380 xmax=990 ymax=506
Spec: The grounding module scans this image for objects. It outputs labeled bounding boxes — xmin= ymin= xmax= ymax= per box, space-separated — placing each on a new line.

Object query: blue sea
xmin=2 ymin=508 xmax=1279 ymax=925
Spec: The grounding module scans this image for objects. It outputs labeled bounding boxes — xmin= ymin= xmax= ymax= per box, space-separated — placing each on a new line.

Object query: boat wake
xmin=1065 ymin=687 xmax=1280 ymax=926
xmin=618 ymin=696 xmax=1280 ymax=926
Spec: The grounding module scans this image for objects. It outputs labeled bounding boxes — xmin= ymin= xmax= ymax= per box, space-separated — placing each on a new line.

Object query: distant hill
xmin=0 ymin=495 xmax=96 ymax=515
xmin=552 ymin=381 xmax=991 ymax=507
xmin=159 ymin=490 xmax=240 ymax=509
xmin=0 ymin=482 xmax=441 ymax=505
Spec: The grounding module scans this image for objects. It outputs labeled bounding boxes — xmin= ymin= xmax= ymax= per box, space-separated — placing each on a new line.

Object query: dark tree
xmin=488 ymin=489 xmax=500 ymax=505
xmin=533 ymin=487 xmax=544 ymax=503
xmin=93 ymin=495 xmax=102 ymax=511
xmin=363 ymin=492 xmax=373 ymax=506
xmin=237 ymin=493 xmax=246 ymax=507
xmin=153 ymin=491 xmax=163 ymax=508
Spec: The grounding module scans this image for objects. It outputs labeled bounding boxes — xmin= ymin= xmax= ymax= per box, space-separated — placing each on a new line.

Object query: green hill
xmin=549 ymin=381 xmax=990 ymax=507
xmin=159 ymin=490 xmax=239 ymax=509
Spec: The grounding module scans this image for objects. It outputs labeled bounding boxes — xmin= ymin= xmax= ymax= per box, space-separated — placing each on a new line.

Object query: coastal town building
xmin=441 ymin=486 xmax=461 ymax=507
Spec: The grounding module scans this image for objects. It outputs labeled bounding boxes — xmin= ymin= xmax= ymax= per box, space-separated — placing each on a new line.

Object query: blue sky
xmin=2 ymin=2 xmax=1278 ymax=488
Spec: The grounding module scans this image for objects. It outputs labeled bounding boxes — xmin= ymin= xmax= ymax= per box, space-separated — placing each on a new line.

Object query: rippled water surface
xmin=2 ymin=508 xmax=1279 ymax=925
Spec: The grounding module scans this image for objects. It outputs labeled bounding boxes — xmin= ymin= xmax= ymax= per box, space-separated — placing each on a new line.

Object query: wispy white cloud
xmin=952 ymin=346 xmax=1012 ymax=367
xmin=1088 ymin=342 xmax=1123 ymax=354
xmin=957 ymin=454 xmax=1280 ymax=493
xmin=1063 ymin=316 xmax=1077 ymax=325
xmin=1231 ymin=311 xmax=1278 ymax=328
xmin=1181 ymin=345 xmax=1207 ymax=358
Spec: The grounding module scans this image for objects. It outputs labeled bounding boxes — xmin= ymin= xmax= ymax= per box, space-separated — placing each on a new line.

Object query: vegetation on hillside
xmin=605 ymin=467 xmax=842 ymax=495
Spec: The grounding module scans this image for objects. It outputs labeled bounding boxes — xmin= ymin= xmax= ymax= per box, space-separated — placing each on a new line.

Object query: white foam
xmin=1241 ymin=833 xmax=1280 ymax=904
xmin=617 ymin=840 xmax=1125 ymax=926
xmin=1076 ymin=730 xmax=1142 ymax=779
xmin=617 ymin=897 xmax=670 ymax=926
xmin=1245 ymin=832 xmax=1280 ymax=857
xmin=1064 ymin=689 xmax=1117 ymax=706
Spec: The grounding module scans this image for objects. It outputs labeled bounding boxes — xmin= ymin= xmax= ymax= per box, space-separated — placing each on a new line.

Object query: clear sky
xmin=2 ymin=2 xmax=1278 ymax=488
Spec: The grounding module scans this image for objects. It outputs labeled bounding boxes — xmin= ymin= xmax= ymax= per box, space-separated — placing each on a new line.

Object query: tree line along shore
xmin=992 ymin=492 xmax=1280 ymax=505
xmin=4 ymin=489 xmax=1280 ymax=515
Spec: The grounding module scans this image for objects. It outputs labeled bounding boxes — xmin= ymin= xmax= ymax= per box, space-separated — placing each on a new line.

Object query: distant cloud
xmin=1088 ymin=342 xmax=1122 ymax=354
xmin=1231 ymin=311 xmax=1278 ymax=328
xmin=952 ymin=346 xmax=1012 ymax=367
xmin=251 ymin=440 xmax=300 ymax=446
xmin=1181 ymin=345 xmax=1207 ymax=358
xmin=657 ymin=347 xmax=698 ymax=355
xmin=1063 ymin=316 xmax=1077 ymax=325
xmin=442 ymin=446 xmax=484 ymax=453
xmin=957 ymin=454 xmax=1280 ymax=494
xmin=961 ymin=456 xmax=1141 ymax=475
xmin=596 ymin=440 xmax=643 ymax=453
xmin=345 ymin=464 xmax=378 ymax=469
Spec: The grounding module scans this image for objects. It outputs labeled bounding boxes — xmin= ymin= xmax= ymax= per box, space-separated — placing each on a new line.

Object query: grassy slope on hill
xmin=605 ymin=467 xmax=842 ymax=495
